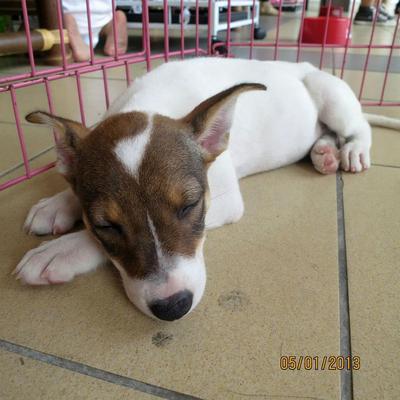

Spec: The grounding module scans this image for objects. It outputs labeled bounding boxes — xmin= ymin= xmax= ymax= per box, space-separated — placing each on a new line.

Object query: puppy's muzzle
xmin=149 ymin=290 xmax=193 ymax=321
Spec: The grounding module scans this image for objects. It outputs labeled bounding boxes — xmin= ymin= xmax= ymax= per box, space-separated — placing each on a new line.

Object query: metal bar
xmin=102 ymin=66 xmax=110 ymax=109
xmin=55 ymin=0 xmax=68 ymax=69
xmin=85 ymin=0 xmax=96 ymax=64
xmin=378 ymin=14 xmax=400 ymax=104
xmin=75 ymin=72 xmax=87 ymax=126
xmin=10 ymin=85 xmax=31 ymax=177
xmin=163 ymin=0 xmax=170 ymax=61
xmin=319 ymin=0 xmax=332 ymax=70
xmin=21 ymin=0 xmax=36 ymax=76
xmin=339 ymin=0 xmax=357 ymax=79
xmin=358 ymin=0 xmax=381 ymax=100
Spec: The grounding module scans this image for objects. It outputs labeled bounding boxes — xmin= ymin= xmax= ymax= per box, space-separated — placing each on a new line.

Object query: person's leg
xmin=260 ymin=0 xmax=278 ymax=15
xmin=63 ymin=13 xmax=90 ymax=61
xmin=101 ymin=10 xmax=128 ymax=57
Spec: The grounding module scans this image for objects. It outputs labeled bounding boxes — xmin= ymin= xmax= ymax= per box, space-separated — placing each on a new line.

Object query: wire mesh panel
xmin=0 ymin=0 xmax=399 ymax=190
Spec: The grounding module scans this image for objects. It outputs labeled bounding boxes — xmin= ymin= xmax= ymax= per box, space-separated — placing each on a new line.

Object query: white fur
xmin=14 ymin=230 xmax=106 ymax=285
xmin=106 ymin=58 xmax=372 ymax=227
xmin=18 ymin=58 xmax=376 ymax=319
xmin=24 ymin=188 xmax=82 ymax=235
xmin=112 ymin=238 xmax=207 ymax=320
xmin=114 ymin=115 xmax=153 ymax=179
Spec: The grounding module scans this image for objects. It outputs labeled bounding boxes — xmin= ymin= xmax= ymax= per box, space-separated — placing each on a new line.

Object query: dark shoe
xmin=354 ymin=6 xmax=388 ymax=24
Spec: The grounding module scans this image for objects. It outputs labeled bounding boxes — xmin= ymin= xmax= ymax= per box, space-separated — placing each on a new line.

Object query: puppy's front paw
xmin=341 ymin=141 xmax=371 ymax=173
xmin=13 ymin=231 xmax=105 ymax=285
xmin=24 ymin=189 xmax=81 ymax=236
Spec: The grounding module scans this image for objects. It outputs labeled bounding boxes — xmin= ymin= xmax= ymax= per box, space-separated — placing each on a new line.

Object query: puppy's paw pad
xmin=311 ymin=144 xmax=340 ymax=175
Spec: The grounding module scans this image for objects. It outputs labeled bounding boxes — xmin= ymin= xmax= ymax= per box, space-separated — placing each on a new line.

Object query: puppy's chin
xmin=110 ymin=245 xmax=207 ymax=321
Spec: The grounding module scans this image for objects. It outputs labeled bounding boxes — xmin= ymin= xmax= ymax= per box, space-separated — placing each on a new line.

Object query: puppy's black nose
xmin=149 ymin=290 xmax=193 ymax=321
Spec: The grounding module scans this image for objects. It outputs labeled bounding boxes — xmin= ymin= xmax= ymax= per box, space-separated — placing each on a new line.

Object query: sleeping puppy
xmin=14 ymin=58 xmax=398 ymax=321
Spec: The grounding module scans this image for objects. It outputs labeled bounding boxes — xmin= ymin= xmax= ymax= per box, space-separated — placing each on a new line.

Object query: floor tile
xmin=0 ymin=122 xmax=54 ymax=175
xmin=341 ymin=70 xmax=400 ymax=104
xmin=343 ymin=166 xmax=400 ymax=400
xmin=0 ymin=349 xmax=157 ymax=400
xmin=0 ymin=75 xmax=127 ymax=127
xmin=0 ymin=163 xmax=340 ymax=400
xmin=364 ymin=106 xmax=400 ymax=168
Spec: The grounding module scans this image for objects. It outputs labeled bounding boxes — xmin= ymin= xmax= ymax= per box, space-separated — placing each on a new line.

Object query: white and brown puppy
xmin=14 ymin=58 xmax=395 ymax=321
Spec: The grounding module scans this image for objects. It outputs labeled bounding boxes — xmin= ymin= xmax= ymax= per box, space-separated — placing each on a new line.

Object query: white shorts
xmin=63 ymin=0 xmax=113 ymax=47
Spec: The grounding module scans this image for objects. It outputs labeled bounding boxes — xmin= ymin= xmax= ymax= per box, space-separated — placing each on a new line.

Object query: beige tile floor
xmin=0 ymin=350 xmax=158 ymax=400
xmin=0 ymin=7 xmax=400 ymax=400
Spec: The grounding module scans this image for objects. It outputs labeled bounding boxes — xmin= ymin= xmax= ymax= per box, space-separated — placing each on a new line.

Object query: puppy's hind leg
xmin=311 ymin=130 xmax=340 ymax=175
xmin=303 ymin=70 xmax=371 ymax=173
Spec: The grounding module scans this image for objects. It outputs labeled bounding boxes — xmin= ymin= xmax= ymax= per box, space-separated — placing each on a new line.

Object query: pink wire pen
xmin=44 ymin=77 xmax=58 ymax=143
xmin=142 ymin=0 xmax=152 ymax=71
xmin=378 ymin=14 xmax=400 ymax=105
xmin=85 ymin=0 xmax=96 ymax=64
xmin=75 ymin=72 xmax=87 ymax=126
xmin=339 ymin=0 xmax=357 ymax=79
xmin=274 ymin=0 xmax=283 ymax=60
xmin=55 ymin=0 xmax=68 ymax=69
xmin=249 ymin=0 xmax=256 ymax=60
xmin=207 ymin=0 xmax=212 ymax=54
xmin=163 ymin=0 xmax=170 ymax=61
xmin=102 ymin=66 xmax=110 ymax=109
xmin=10 ymin=85 xmax=31 ymax=177
xmin=358 ymin=0 xmax=381 ymax=100
xmin=319 ymin=0 xmax=332 ymax=70
xmin=195 ymin=0 xmax=200 ymax=56
xmin=21 ymin=0 xmax=36 ymax=76
xmin=0 ymin=163 xmax=56 ymax=191
xmin=125 ymin=61 xmax=132 ymax=86
xmin=111 ymin=0 xmax=119 ymax=60
xmin=180 ymin=0 xmax=185 ymax=58
xmin=1 ymin=0 xmax=400 ymax=192
xmin=296 ymin=0 xmax=308 ymax=63
xmin=226 ymin=0 xmax=232 ymax=56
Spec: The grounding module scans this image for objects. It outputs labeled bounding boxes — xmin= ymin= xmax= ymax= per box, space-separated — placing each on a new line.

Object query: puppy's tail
xmin=364 ymin=113 xmax=400 ymax=131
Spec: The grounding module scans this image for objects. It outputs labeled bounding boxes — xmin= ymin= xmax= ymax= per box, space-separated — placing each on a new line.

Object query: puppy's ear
xmin=182 ymin=83 xmax=266 ymax=162
xmin=26 ymin=111 xmax=89 ymax=181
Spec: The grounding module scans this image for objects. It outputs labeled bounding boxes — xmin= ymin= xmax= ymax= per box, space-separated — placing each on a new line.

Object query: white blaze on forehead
xmin=147 ymin=213 xmax=165 ymax=264
xmin=113 ymin=114 xmax=153 ymax=179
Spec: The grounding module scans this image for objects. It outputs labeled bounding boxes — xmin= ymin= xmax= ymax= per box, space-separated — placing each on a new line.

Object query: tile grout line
xmin=336 ymin=172 xmax=354 ymax=400
xmin=0 ymin=145 xmax=54 ymax=179
xmin=371 ymin=163 xmax=400 ymax=170
xmin=0 ymin=339 xmax=203 ymax=400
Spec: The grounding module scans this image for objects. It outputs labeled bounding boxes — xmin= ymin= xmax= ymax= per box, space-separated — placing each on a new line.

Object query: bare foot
xmin=102 ymin=10 xmax=128 ymax=57
xmin=64 ymin=14 xmax=90 ymax=62
xmin=311 ymin=144 xmax=340 ymax=175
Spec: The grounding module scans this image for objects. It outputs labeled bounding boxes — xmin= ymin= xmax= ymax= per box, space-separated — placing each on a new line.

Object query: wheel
xmin=211 ymin=39 xmax=228 ymax=55
xmin=253 ymin=26 xmax=267 ymax=40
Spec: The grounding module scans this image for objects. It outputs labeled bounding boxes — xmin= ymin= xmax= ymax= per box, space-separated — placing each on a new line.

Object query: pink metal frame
xmin=1 ymin=0 xmax=399 ymax=191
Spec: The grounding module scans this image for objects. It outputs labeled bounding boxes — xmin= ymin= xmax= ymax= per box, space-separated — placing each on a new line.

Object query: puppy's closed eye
xmin=94 ymin=221 xmax=124 ymax=235
xmin=177 ymin=199 xmax=201 ymax=220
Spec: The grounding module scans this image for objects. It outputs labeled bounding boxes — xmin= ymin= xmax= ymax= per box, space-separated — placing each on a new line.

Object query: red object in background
xmin=300 ymin=6 xmax=351 ymax=45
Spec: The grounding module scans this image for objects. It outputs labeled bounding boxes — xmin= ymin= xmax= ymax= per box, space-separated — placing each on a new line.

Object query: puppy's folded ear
xmin=26 ymin=111 xmax=89 ymax=182
xmin=182 ymin=83 xmax=266 ymax=162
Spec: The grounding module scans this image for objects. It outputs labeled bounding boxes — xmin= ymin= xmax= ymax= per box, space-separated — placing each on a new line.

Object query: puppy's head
xmin=27 ymin=83 xmax=266 ymax=321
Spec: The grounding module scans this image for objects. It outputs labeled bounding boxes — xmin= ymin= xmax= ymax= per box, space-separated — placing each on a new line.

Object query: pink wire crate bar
xmin=0 ymin=0 xmax=399 ymax=191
